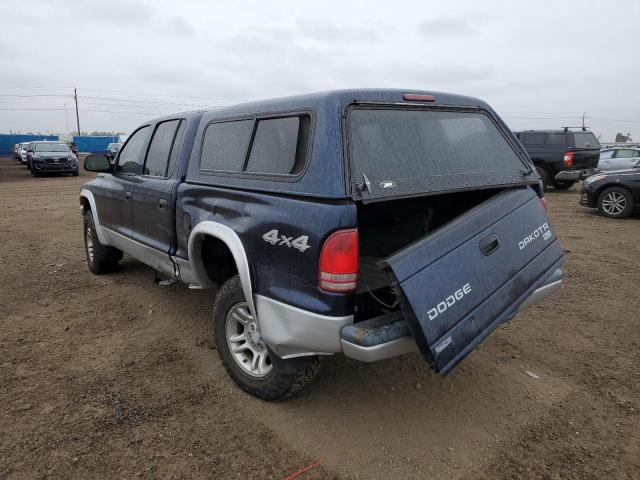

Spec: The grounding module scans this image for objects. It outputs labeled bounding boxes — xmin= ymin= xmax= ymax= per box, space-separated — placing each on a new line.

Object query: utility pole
xmin=64 ymin=103 xmax=69 ymax=133
xmin=73 ymin=88 xmax=81 ymax=136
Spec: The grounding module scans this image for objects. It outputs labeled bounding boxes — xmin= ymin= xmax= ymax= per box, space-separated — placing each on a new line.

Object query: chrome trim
xmin=255 ymin=294 xmax=353 ymax=358
xmin=187 ymin=221 xmax=255 ymax=319
xmin=518 ymin=278 xmax=563 ymax=311
xmin=101 ymin=227 xmax=176 ymax=278
xmin=79 ymin=189 xmax=108 ymax=245
xmin=341 ymin=336 xmax=417 ymax=363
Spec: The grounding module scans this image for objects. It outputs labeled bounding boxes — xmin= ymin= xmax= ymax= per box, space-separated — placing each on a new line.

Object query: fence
xmin=73 ymin=136 xmax=119 ymax=154
xmin=0 ymin=134 xmax=59 ymax=157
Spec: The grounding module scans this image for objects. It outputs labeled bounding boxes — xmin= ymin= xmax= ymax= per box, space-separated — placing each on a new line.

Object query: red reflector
xmin=563 ymin=151 xmax=574 ymax=168
xmin=319 ymin=229 xmax=359 ymax=293
xmin=403 ymin=94 xmax=435 ymax=102
xmin=540 ymin=197 xmax=548 ymax=212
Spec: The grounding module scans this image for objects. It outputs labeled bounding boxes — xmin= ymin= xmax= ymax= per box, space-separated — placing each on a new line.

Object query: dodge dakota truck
xmin=80 ymin=89 xmax=564 ymax=400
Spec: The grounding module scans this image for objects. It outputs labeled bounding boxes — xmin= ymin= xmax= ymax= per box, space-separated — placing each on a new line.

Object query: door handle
xmin=480 ymin=234 xmax=500 ymax=256
xmin=124 ymin=191 xmax=132 ymax=202
xmin=158 ymin=199 xmax=168 ymax=211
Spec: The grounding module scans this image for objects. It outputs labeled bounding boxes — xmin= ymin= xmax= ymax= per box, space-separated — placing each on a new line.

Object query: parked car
xmin=17 ymin=142 xmax=30 ymax=164
xmin=13 ymin=144 xmax=21 ymax=159
xmin=105 ymin=142 xmax=121 ymax=160
xmin=80 ymin=89 xmax=564 ymax=400
xmin=515 ymin=129 xmax=600 ymax=190
xmin=27 ymin=141 xmax=79 ymax=176
xmin=597 ymin=148 xmax=640 ymax=172
xmin=581 ymin=165 xmax=640 ymax=218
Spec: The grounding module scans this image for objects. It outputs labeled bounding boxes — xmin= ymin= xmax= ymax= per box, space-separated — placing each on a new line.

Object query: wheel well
xmin=80 ymin=196 xmax=91 ymax=212
xmin=200 ymin=235 xmax=238 ymax=286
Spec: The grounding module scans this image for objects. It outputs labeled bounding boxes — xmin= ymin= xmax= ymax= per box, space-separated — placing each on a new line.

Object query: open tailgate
xmin=382 ymin=187 xmax=564 ymax=373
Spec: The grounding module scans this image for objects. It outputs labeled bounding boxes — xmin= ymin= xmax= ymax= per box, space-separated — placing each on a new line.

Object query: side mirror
xmin=84 ymin=154 xmax=112 ymax=173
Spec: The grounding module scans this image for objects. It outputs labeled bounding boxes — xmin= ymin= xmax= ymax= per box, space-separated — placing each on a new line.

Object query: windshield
xmin=348 ymin=107 xmax=531 ymax=198
xmin=573 ymin=132 xmax=600 ymax=149
xmin=35 ymin=143 xmax=71 ymax=153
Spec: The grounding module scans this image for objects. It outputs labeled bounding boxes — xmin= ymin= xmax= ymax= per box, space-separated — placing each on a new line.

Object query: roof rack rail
xmin=561 ymin=126 xmax=588 ymax=132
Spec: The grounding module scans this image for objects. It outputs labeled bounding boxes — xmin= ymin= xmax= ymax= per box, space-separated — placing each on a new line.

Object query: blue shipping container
xmin=0 ymin=134 xmax=58 ymax=157
xmin=73 ymin=136 xmax=119 ymax=154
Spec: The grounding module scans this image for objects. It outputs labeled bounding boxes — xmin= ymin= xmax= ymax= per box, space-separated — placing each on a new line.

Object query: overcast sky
xmin=1 ymin=0 xmax=638 ymax=141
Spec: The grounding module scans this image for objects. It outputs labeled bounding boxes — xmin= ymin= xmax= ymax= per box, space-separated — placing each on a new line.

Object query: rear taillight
xmin=563 ymin=151 xmax=574 ymax=168
xmin=318 ymin=229 xmax=359 ymax=293
xmin=540 ymin=197 xmax=548 ymax=212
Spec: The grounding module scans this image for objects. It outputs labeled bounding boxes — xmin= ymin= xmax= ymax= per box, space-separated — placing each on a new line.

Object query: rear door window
xmin=166 ymin=120 xmax=186 ymax=177
xmin=614 ymin=149 xmax=635 ymax=158
xmin=545 ymin=133 xmax=566 ymax=145
xmin=144 ymin=119 xmax=181 ymax=177
xmin=523 ymin=133 xmax=546 ymax=145
xmin=245 ymin=117 xmax=303 ymax=175
xmin=200 ymin=120 xmax=253 ymax=172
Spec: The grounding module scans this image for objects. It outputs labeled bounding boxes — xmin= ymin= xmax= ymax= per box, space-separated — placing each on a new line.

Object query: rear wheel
xmin=213 ymin=276 xmax=320 ymax=401
xmin=597 ymin=187 xmax=633 ymax=219
xmin=552 ymin=179 xmax=576 ymax=190
xmin=83 ymin=210 xmax=122 ymax=274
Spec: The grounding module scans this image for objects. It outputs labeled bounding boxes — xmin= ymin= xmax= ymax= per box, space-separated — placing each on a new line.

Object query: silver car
xmin=18 ymin=142 xmax=31 ymax=165
xmin=598 ymin=148 xmax=640 ymax=171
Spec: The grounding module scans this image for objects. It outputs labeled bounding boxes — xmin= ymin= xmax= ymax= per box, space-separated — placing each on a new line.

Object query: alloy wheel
xmin=601 ymin=191 xmax=627 ymax=216
xmin=225 ymin=302 xmax=272 ymax=378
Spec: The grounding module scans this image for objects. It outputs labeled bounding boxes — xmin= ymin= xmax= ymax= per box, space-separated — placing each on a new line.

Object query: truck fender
xmin=79 ymin=189 xmax=109 ymax=245
xmin=187 ymin=221 xmax=256 ymax=320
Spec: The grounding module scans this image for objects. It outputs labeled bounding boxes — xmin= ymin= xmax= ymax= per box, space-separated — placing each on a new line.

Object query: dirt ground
xmin=0 ymin=157 xmax=638 ymax=480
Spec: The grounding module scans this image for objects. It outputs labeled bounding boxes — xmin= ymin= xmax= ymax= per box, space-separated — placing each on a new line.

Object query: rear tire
xmin=83 ymin=210 xmax=122 ymax=274
xmin=213 ymin=275 xmax=320 ymax=401
xmin=552 ymin=179 xmax=576 ymax=190
xmin=597 ymin=186 xmax=633 ymax=219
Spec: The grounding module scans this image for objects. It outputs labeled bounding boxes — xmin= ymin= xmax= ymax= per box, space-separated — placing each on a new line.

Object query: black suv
xmin=80 ymin=89 xmax=564 ymax=400
xmin=515 ymin=129 xmax=600 ymax=189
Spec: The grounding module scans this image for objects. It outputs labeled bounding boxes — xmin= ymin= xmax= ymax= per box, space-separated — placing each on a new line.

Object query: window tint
xmin=201 ymin=120 xmax=253 ymax=171
xmin=545 ymin=133 xmax=566 ymax=145
xmin=349 ymin=108 xmax=525 ymax=196
xmin=573 ymin=132 xmax=600 ymax=148
xmin=633 ymin=150 xmax=640 ymax=158
xmin=166 ymin=120 xmax=186 ymax=176
xmin=600 ymin=150 xmax=614 ymax=159
xmin=144 ymin=119 xmax=180 ymax=176
xmin=116 ymin=126 xmax=150 ymax=174
xmin=523 ymin=133 xmax=546 ymax=145
xmin=615 ymin=149 xmax=635 ymax=158
xmin=245 ymin=117 xmax=301 ymax=174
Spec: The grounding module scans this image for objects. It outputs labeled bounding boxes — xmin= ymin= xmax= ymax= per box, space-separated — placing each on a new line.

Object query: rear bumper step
xmin=341 ymin=269 xmax=563 ymax=363
xmin=555 ymin=169 xmax=596 ymax=181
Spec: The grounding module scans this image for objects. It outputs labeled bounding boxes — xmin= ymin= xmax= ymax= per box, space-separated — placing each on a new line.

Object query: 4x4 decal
xmin=262 ymin=229 xmax=311 ymax=252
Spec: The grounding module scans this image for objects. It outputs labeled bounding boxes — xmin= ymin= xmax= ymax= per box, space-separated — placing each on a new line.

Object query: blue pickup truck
xmin=80 ymin=89 xmax=564 ymax=400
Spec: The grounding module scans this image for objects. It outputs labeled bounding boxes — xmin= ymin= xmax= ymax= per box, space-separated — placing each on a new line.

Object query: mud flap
xmin=382 ymin=187 xmax=564 ymax=374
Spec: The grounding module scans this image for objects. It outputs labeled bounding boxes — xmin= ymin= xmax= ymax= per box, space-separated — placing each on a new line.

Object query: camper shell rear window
xmin=347 ymin=106 xmax=533 ymax=200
